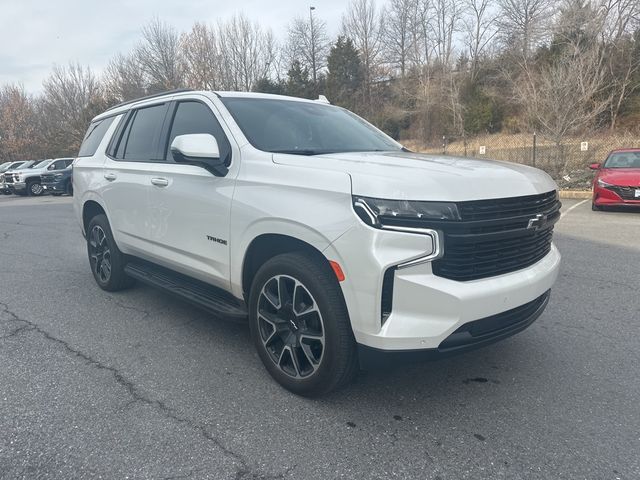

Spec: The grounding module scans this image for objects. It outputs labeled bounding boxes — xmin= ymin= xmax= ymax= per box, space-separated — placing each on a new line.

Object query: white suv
xmin=73 ymin=90 xmax=561 ymax=396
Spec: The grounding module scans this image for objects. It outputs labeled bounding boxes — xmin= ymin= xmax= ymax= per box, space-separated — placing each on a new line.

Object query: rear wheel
xmin=249 ymin=252 xmax=358 ymax=396
xmin=87 ymin=214 xmax=135 ymax=291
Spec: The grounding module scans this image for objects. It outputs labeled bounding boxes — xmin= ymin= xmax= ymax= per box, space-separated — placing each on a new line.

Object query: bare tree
xmin=135 ymin=18 xmax=185 ymax=92
xmin=384 ymin=0 xmax=416 ymax=76
xmin=104 ymin=53 xmax=147 ymax=102
xmin=41 ymin=63 xmax=105 ymax=155
xmin=432 ymin=0 xmax=463 ymax=66
xmin=287 ymin=12 xmax=329 ymax=84
xmin=496 ymin=0 xmax=552 ymax=58
xmin=598 ymin=0 xmax=640 ymax=128
xmin=218 ymin=14 xmax=276 ymax=91
xmin=342 ymin=0 xmax=385 ymax=108
xmin=181 ymin=22 xmax=224 ymax=90
xmin=463 ymin=0 xmax=498 ymax=79
xmin=516 ymin=48 xmax=611 ymax=145
xmin=0 ymin=85 xmax=45 ymax=162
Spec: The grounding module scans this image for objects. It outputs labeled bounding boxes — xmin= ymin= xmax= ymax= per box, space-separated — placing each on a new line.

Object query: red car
xmin=590 ymin=148 xmax=640 ymax=210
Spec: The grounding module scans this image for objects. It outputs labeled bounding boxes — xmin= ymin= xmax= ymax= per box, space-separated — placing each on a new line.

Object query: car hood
xmin=273 ymin=151 xmax=557 ymax=201
xmin=599 ymin=168 xmax=640 ymax=187
xmin=9 ymin=166 xmax=48 ymax=175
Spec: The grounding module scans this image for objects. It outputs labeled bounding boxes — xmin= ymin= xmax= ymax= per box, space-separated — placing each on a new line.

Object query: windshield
xmin=221 ymin=97 xmax=401 ymax=156
xmin=603 ymin=152 xmax=640 ymax=169
xmin=31 ymin=160 xmax=49 ymax=169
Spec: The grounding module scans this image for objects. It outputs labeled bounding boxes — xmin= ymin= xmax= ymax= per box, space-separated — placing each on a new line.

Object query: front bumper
xmin=12 ymin=181 xmax=26 ymax=192
xmin=42 ymin=181 xmax=65 ymax=192
xmin=594 ymin=185 xmax=640 ymax=206
xmin=325 ymin=222 xmax=561 ymax=351
xmin=359 ymin=290 xmax=550 ymax=367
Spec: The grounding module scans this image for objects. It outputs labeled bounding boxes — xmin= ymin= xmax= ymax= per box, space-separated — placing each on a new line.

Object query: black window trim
xmin=162 ymin=98 xmax=233 ymax=167
xmin=105 ymin=102 xmax=171 ymax=163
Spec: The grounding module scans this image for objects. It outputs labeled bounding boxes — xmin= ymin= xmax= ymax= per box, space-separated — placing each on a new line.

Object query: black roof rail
xmin=104 ymin=89 xmax=194 ymax=112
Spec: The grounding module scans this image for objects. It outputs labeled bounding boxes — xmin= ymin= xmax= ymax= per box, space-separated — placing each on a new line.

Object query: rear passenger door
xmin=102 ymin=102 xmax=169 ymax=257
xmin=144 ymin=97 xmax=238 ymax=290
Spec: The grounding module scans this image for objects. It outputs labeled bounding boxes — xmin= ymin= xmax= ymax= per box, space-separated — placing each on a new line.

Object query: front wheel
xmin=249 ymin=252 xmax=358 ymax=396
xmin=86 ymin=214 xmax=135 ymax=291
xmin=27 ymin=181 xmax=44 ymax=196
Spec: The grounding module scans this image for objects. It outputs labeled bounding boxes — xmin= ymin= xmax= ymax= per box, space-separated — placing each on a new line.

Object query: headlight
xmin=353 ymin=196 xmax=460 ymax=228
xmin=597 ymin=178 xmax=613 ymax=188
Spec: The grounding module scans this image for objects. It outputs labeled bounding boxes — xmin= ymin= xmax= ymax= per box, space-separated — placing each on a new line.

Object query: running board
xmin=124 ymin=261 xmax=247 ymax=321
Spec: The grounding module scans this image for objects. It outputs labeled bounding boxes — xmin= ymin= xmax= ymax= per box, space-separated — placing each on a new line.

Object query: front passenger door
xmin=145 ymin=98 xmax=237 ymax=290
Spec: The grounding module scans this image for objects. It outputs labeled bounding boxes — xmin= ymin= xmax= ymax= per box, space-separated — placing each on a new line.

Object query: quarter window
xmin=78 ymin=116 xmax=116 ymax=157
xmin=166 ymin=101 xmax=231 ymax=165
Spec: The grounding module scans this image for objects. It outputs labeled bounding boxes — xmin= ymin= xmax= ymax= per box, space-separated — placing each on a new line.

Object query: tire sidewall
xmin=87 ymin=214 xmax=128 ymax=291
xmin=248 ymin=253 xmax=353 ymax=396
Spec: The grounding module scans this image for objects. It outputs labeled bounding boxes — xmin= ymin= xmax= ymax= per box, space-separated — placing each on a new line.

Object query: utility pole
xmin=309 ymin=6 xmax=316 ymax=85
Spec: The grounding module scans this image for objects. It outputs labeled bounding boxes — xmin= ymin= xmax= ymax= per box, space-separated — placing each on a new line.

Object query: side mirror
xmin=170 ymin=134 xmax=227 ymax=177
xmin=589 ymin=163 xmax=601 ymax=170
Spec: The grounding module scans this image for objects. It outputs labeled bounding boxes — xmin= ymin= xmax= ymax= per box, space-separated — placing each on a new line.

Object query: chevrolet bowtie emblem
xmin=527 ymin=213 xmax=546 ymax=230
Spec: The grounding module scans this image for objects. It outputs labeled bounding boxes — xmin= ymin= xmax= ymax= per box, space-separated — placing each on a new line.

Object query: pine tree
xmin=326 ymin=36 xmax=364 ymax=112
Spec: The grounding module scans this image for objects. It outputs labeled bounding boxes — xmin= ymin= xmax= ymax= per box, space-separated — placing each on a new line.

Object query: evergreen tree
xmin=326 ymin=36 xmax=363 ymax=112
xmin=285 ymin=61 xmax=314 ymax=99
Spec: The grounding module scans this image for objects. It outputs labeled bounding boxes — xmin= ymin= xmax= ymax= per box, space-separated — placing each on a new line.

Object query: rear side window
xmin=118 ymin=104 xmax=168 ymax=161
xmin=165 ymin=101 xmax=232 ymax=165
xmin=78 ymin=117 xmax=116 ymax=157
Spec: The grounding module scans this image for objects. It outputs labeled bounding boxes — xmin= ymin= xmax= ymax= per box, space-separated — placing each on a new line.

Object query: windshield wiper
xmin=270 ymin=149 xmax=327 ymax=156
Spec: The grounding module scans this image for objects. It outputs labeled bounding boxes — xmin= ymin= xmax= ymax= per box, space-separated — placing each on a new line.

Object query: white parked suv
xmin=73 ymin=90 xmax=561 ymax=396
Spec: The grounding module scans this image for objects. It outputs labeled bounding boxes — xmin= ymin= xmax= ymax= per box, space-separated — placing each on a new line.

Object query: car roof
xmin=609 ymin=148 xmax=640 ymax=153
xmin=94 ymin=90 xmax=325 ymax=121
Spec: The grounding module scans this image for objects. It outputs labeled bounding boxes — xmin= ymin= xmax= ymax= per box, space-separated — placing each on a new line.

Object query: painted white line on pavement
xmin=560 ymin=199 xmax=589 ymax=219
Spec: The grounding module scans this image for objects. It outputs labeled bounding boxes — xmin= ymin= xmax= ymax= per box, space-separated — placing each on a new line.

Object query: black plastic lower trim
xmin=358 ymin=290 xmax=550 ymax=369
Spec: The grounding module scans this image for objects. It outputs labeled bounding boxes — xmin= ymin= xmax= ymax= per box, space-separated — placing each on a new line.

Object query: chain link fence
xmin=410 ymin=132 xmax=640 ymax=190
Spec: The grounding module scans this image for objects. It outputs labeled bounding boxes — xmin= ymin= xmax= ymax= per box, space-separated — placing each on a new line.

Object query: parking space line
xmin=560 ymin=199 xmax=589 ymax=219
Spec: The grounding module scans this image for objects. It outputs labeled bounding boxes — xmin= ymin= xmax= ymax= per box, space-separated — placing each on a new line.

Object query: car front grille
xmin=434 ymin=191 xmax=560 ymax=281
xmin=605 ymin=185 xmax=639 ymax=200
xmin=382 ymin=191 xmax=560 ymax=281
xmin=4 ymin=174 xmax=14 ymax=183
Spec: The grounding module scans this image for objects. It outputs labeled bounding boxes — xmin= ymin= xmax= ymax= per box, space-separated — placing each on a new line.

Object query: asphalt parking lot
xmin=0 ymin=195 xmax=638 ymax=479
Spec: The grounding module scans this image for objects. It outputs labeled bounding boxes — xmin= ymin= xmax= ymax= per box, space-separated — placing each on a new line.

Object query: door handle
xmin=104 ymin=172 xmax=117 ymax=181
xmin=151 ymin=177 xmax=169 ymax=187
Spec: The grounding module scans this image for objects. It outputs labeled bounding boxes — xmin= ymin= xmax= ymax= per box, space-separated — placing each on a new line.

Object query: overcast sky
xmin=0 ymin=0 xmax=347 ymax=92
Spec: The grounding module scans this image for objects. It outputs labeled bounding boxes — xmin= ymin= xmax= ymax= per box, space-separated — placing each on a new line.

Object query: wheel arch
xmin=82 ymin=199 xmax=107 ymax=235
xmin=240 ymin=233 xmax=334 ymax=301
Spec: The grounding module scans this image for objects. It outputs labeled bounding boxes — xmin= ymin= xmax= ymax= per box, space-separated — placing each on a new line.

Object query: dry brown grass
xmin=404 ymin=132 xmax=640 ymax=189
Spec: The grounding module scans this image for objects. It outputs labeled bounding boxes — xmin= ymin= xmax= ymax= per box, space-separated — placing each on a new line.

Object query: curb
xmin=559 ymin=190 xmax=591 ymax=199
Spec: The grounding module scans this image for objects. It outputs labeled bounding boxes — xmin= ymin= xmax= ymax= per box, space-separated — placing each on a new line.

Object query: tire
xmin=248 ymin=252 xmax=358 ymax=397
xmin=86 ymin=214 xmax=135 ymax=291
xmin=27 ymin=180 xmax=44 ymax=196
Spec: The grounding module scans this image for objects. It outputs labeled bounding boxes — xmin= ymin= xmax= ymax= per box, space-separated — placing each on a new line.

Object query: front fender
xmin=229 ymin=217 xmax=351 ymax=298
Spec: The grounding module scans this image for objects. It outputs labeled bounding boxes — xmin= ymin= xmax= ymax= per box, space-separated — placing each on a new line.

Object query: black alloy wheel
xmin=88 ymin=225 xmax=112 ymax=284
xmin=257 ymin=274 xmax=325 ymax=378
